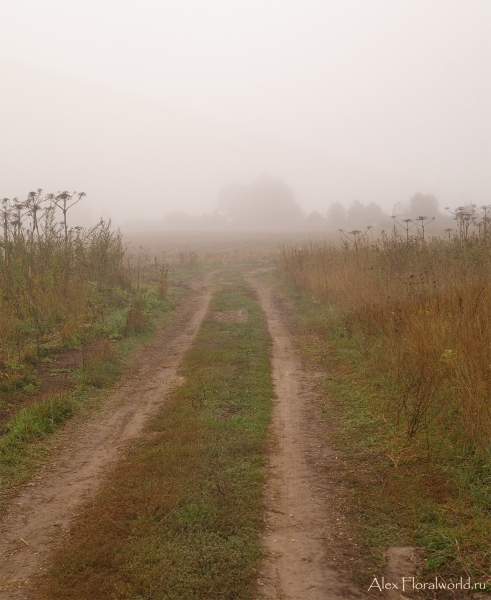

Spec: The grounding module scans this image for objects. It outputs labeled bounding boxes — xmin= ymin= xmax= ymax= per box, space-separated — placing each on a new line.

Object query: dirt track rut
xmin=0 ymin=273 xmax=214 ymax=599
xmin=251 ymin=274 xmax=368 ymax=600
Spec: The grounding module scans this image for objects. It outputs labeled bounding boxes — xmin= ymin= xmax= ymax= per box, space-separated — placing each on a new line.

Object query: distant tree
xmin=346 ymin=199 xmax=366 ymax=228
xmin=409 ymin=192 xmax=439 ymax=218
xmin=306 ymin=211 xmax=326 ymax=229
xmin=326 ymin=202 xmax=346 ymax=230
xmin=216 ymin=183 xmax=244 ymax=222
xmin=365 ymin=202 xmax=388 ymax=226
xmin=365 ymin=202 xmax=391 ymax=228
xmin=217 ymin=175 xmax=304 ymax=229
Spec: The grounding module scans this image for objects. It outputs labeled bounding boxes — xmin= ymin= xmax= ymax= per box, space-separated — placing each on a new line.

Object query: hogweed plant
xmin=0 ymin=190 xmax=168 ymax=398
xmin=279 ymin=220 xmax=491 ymax=453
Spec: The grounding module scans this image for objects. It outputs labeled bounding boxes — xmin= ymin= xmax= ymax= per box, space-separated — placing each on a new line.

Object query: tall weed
xmin=0 ymin=192 xmax=167 ymax=397
xmin=279 ymin=233 xmax=491 ymax=450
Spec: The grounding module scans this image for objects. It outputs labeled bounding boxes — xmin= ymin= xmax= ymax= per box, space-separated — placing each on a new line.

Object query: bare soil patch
xmin=212 ymin=308 xmax=249 ymax=323
xmin=220 ymin=403 xmax=242 ymax=418
xmin=384 ymin=547 xmax=419 ymax=600
xmin=0 ymin=272 xmax=216 ymax=600
xmin=0 ymin=341 xmax=109 ymax=429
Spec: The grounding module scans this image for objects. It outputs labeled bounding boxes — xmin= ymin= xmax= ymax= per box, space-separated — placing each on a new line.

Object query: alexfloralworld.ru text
xmin=368 ymin=577 xmax=487 ymax=592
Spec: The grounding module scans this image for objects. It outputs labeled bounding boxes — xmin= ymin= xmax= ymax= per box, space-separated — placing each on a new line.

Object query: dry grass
xmin=279 ymin=232 xmax=491 ymax=450
xmin=0 ymin=194 xmax=173 ymax=410
xmin=0 ymin=193 xmax=179 ymax=502
xmin=0 ymin=197 xmax=127 ymax=364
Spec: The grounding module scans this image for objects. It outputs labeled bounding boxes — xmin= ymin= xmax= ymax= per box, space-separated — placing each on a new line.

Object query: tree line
xmin=154 ymin=175 xmax=471 ymax=233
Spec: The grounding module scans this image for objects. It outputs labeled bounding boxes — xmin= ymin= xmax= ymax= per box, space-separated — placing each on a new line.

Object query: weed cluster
xmin=279 ymin=231 xmax=491 ymax=452
xmin=279 ymin=230 xmax=491 ymax=579
xmin=0 ymin=191 xmax=169 ymax=403
xmin=1 ymin=192 xmax=126 ymax=356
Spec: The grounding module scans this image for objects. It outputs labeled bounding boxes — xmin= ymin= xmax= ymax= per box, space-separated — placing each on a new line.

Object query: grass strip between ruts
xmin=35 ymin=275 xmax=273 ymax=600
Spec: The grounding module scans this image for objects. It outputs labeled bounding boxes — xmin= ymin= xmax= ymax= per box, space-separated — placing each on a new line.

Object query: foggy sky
xmin=0 ymin=0 xmax=489 ymax=227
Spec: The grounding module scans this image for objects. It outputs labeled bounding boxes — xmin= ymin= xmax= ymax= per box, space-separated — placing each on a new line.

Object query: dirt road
xmin=0 ymin=273 xmax=215 ymax=600
xmin=0 ymin=269 xmax=413 ymax=600
xmin=251 ymin=274 xmax=369 ymax=600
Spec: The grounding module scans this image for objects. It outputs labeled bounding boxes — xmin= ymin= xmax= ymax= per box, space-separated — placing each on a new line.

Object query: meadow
xmin=123 ymin=229 xmax=331 ymax=267
xmin=278 ymin=225 xmax=491 ymax=451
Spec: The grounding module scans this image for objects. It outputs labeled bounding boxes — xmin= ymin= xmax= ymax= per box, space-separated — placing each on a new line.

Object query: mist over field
xmin=1 ymin=5 xmax=491 ymax=594
xmin=0 ymin=1 xmax=489 ymax=232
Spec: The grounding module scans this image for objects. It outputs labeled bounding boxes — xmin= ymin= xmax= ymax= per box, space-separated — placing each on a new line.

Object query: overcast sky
xmin=0 ymin=0 xmax=489 ymax=225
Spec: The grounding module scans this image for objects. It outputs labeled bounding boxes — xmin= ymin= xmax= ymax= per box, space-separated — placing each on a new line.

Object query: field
xmin=123 ymin=229 xmax=333 ymax=267
xmin=0 ymin=213 xmax=490 ymax=599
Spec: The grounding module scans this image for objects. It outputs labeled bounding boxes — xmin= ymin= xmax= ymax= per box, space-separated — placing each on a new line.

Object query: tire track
xmin=0 ymin=272 xmax=215 ymax=600
xmin=250 ymin=273 xmax=368 ymax=600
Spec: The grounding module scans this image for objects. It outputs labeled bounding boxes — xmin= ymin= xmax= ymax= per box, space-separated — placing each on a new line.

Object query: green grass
xmin=272 ymin=270 xmax=491 ymax=587
xmin=0 ymin=287 xmax=183 ymax=511
xmin=36 ymin=272 xmax=273 ymax=600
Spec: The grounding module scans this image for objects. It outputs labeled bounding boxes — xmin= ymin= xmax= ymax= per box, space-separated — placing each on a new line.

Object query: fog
xmin=0 ymin=1 xmax=489 ymax=230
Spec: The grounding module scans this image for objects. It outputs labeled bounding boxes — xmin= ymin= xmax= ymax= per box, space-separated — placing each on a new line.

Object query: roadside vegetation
xmin=278 ymin=213 xmax=491 ymax=583
xmin=35 ymin=275 xmax=273 ymax=600
xmin=0 ymin=191 xmax=175 ymax=505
